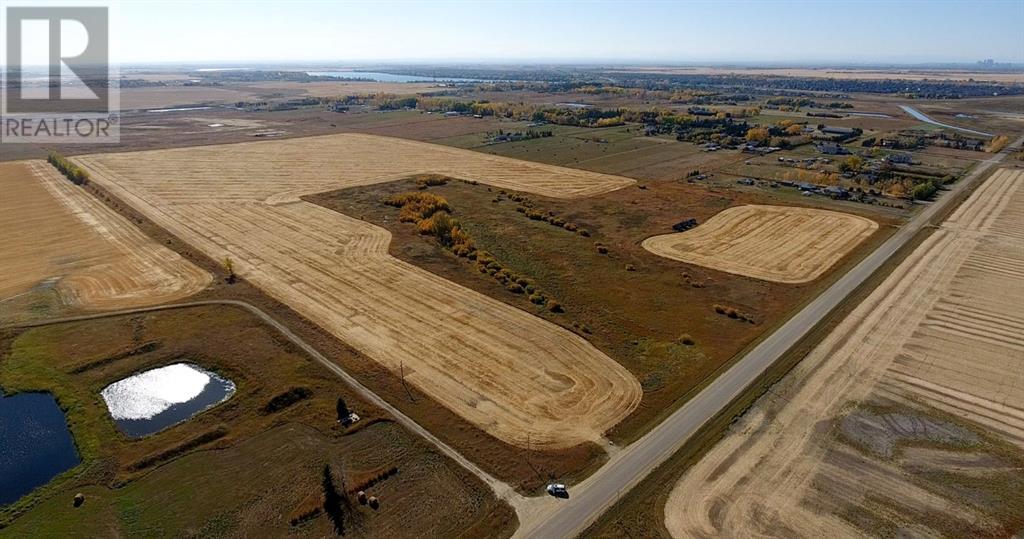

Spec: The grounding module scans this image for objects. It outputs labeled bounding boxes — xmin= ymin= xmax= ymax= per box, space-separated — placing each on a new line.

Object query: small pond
xmin=0 ymin=390 xmax=80 ymax=506
xmin=101 ymin=363 xmax=236 ymax=438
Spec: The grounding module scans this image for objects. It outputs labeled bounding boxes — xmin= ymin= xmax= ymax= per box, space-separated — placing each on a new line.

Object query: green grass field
xmin=0 ymin=306 xmax=514 ymax=537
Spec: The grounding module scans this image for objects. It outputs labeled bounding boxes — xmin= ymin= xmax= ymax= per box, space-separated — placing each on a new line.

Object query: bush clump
xmin=384 ymin=191 xmax=451 ymax=222
xmin=547 ymin=300 xmax=564 ymax=313
xmin=413 ymin=173 xmax=449 ymax=188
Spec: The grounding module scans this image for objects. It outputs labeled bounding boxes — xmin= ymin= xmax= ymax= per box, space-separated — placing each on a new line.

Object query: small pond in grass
xmin=101 ymin=363 xmax=235 ymax=438
xmin=0 ymin=390 xmax=80 ymax=506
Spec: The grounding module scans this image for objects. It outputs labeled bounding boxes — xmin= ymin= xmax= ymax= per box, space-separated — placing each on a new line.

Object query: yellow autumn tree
xmin=745 ymin=127 xmax=770 ymax=143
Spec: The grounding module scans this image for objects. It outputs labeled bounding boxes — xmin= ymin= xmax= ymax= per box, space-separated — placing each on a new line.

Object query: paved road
xmin=517 ymin=136 xmax=1023 ymax=538
xmin=900 ymin=105 xmax=994 ymax=137
xmin=4 ymin=299 xmax=519 ymax=502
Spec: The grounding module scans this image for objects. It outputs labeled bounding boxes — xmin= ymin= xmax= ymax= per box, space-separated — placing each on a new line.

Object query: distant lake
xmin=308 ymin=71 xmax=488 ymax=83
xmin=101 ymin=363 xmax=235 ymax=439
xmin=0 ymin=390 xmax=80 ymax=506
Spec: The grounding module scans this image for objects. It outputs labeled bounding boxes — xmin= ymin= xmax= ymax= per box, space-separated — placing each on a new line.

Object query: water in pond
xmin=0 ymin=390 xmax=80 ymax=506
xmin=101 ymin=363 xmax=235 ymax=438
xmin=307 ymin=71 xmax=488 ymax=83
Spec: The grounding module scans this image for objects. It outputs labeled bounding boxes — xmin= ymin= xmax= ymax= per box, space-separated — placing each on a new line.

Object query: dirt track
xmin=642 ymin=205 xmax=878 ymax=283
xmin=664 ymin=168 xmax=1024 ymax=537
xmin=75 ymin=133 xmax=642 ymax=449
xmin=0 ymin=161 xmax=210 ymax=311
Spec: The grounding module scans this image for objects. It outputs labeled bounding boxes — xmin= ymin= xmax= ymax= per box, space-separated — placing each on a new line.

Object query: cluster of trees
xmin=745 ymin=127 xmax=770 ymax=143
xmin=837 ymin=155 xmax=864 ymax=173
xmin=364 ymin=66 xmax=1024 ymax=98
xmin=383 ymin=191 xmax=473 ymax=254
xmin=487 ymin=129 xmax=553 ymax=143
xmin=863 ymin=135 xmax=927 ymax=150
xmin=384 ymin=191 xmax=452 ymax=223
xmin=910 ymin=179 xmax=942 ymax=200
xmin=47 ymin=151 xmax=89 ymax=185
xmin=766 ymin=97 xmax=853 ymax=110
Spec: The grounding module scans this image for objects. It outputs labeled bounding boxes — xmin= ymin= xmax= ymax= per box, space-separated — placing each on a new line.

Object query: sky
xmin=4 ymin=0 xmax=1024 ymax=65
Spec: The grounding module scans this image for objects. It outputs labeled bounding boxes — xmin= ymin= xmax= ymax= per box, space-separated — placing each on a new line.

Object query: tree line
xmin=47 ymin=151 xmax=89 ymax=185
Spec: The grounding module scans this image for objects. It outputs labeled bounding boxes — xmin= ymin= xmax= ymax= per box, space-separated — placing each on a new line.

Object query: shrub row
xmin=713 ymin=304 xmax=756 ymax=324
xmin=350 ymin=466 xmax=399 ymax=493
xmin=385 ymin=191 xmax=563 ymax=311
xmin=412 ymin=173 xmax=449 ymax=188
xmin=129 ymin=427 xmax=228 ymax=471
xmin=261 ymin=387 xmax=313 ymax=414
xmin=498 ymin=190 xmax=591 ymax=237
xmin=516 ymin=205 xmax=590 ymax=236
xmin=47 ymin=151 xmax=89 ymax=185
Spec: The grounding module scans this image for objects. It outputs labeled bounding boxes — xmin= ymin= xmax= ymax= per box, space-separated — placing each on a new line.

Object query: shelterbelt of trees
xmin=371 ymin=67 xmax=1024 ymax=98
xmin=363 ymin=94 xmax=759 ymax=129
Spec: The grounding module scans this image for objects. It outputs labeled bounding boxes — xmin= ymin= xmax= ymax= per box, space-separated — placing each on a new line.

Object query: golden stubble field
xmin=75 ymin=133 xmax=642 ymax=449
xmin=664 ymin=168 xmax=1024 ymax=538
xmin=0 ymin=161 xmax=210 ymax=312
xmin=642 ymin=205 xmax=878 ymax=283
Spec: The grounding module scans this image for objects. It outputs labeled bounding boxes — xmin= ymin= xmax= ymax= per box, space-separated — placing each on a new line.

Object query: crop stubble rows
xmin=75 ymin=133 xmax=642 ymax=449
xmin=663 ymin=168 xmax=1024 ymax=538
xmin=0 ymin=161 xmax=210 ymax=311
xmin=642 ymin=205 xmax=878 ymax=283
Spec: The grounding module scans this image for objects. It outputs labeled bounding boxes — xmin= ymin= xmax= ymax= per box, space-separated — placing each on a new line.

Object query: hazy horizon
xmin=2 ymin=0 xmax=1022 ymax=66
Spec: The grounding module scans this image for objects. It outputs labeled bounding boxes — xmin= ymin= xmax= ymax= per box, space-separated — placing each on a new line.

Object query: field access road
xmin=899 ymin=104 xmax=994 ymax=137
xmin=4 ymin=299 xmax=521 ymax=504
xmin=515 ymin=136 xmax=1024 ymax=539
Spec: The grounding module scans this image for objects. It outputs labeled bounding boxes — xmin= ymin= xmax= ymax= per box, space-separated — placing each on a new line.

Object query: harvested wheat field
xmin=642 ymin=205 xmax=878 ymax=283
xmin=664 ymin=168 xmax=1024 ymax=538
xmin=74 ymin=133 xmax=641 ymax=449
xmin=0 ymin=161 xmax=210 ymax=311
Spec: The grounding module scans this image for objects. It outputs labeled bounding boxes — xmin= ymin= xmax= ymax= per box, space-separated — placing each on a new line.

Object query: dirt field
xmin=0 ymin=161 xmax=209 ymax=315
xmin=642 ymin=205 xmax=878 ymax=283
xmin=73 ymin=134 xmax=641 ymax=450
xmin=0 ymin=306 xmax=514 ymax=537
xmin=663 ymin=168 xmax=1024 ymax=538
